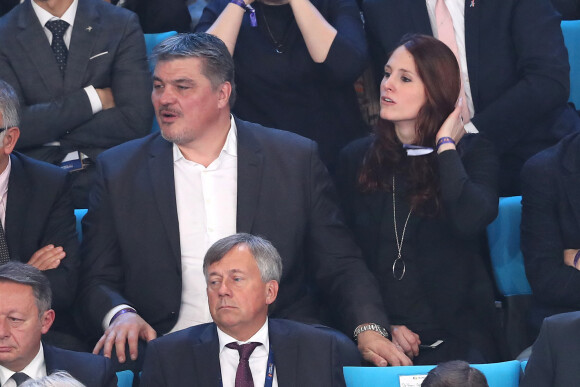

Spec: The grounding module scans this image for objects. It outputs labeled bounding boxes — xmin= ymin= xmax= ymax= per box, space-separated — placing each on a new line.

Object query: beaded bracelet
xmin=230 ymin=0 xmax=257 ymax=27
xmin=436 ymin=136 xmax=456 ymax=152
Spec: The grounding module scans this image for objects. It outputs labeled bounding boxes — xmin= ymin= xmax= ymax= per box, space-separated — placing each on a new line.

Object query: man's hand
xmin=93 ymin=312 xmax=157 ymax=363
xmin=357 ymin=330 xmax=413 ymax=366
xmin=391 ymin=325 xmax=421 ymax=359
xmin=27 ymin=245 xmax=66 ymax=271
xmin=96 ymin=88 xmax=116 ymax=110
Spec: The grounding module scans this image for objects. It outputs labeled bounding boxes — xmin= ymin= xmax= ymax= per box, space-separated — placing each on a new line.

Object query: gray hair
xmin=21 ymin=371 xmax=86 ymax=387
xmin=150 ymin=32 xmax=236 ymax=106
xmin=203 ymin=233 xmax=283 ymax=283
xmin=0 ymin=262 xmax=52 ymax=315
xmin=0 ymin=79 xmax=19 ymax=130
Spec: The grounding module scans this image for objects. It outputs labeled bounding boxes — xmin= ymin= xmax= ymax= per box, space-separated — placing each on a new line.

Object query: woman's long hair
xmin=358 ymin=34 xmax=461 ymax=216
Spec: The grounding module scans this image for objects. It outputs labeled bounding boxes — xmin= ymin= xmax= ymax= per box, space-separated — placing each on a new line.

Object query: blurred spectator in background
xmin=196 ymin=0 xmax=369 ymax=172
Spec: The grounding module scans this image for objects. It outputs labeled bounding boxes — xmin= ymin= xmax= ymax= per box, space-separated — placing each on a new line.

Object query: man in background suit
xmin=140 ymin=233 xmax=361 ymax=387
xmin=0 ymin=79 xmax=81 ymax=349
xmin=521 ymin=311 xmax=580 ymax=387
xmin=521 ymin=131 xmax=580 ymax=335
xmin=78 ymin=32 xmax=408 ymax=371
xmin=362 ymin=0 xmax=580 ymax=196
xmin=0 ymin=262 xmax=116 ymax=387
xmin=0 ymin=0 xmax=153 ymax=207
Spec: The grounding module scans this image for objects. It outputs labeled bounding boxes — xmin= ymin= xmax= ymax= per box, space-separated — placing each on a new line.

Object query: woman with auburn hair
xmin=337 ymin=34 xmax=499 ymax=364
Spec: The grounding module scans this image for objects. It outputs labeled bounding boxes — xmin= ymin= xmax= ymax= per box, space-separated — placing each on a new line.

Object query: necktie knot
xmin=226 ymin=342 xmax=262 ymax=361
xmin=11 ymin=372 xmax=30 ymax=386
xmin=46 ymin=19 xmax=69 ymax=37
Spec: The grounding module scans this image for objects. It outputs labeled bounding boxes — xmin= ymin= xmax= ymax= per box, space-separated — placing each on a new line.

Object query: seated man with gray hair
xmin=0 ymin=79 xmax=80 ymax=350
xmin=140 ymin=233 xmax=361 ymax=387
xmin=0 ymin=262 xmax=116 ymax=387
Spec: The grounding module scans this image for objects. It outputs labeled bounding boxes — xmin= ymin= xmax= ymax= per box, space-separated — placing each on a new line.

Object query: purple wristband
xmin=574 ymin=250 xmax=580 ymax=267
xmin=230 ymin=0 xmax=257 ymax=27
xmin=111 ymin=307 xmax=137 ymax=324
xmin=436 ymin=136 xmax=456 ymax=151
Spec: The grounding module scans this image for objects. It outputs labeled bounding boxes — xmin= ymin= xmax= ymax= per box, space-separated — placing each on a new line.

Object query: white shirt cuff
xmin=103 ymin=304 xmax=133 ymax=331
xmin=84 ymin=85 xmax=103 ymax=115
xmin=464 ymin=121 xmax=479 ymax=134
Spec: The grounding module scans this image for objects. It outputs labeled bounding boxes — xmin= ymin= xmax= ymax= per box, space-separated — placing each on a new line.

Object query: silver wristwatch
xmin=353 ymin=323 xmax=390 ymax=341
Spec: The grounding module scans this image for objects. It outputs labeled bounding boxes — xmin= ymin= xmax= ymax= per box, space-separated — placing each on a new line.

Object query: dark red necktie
xmin=226 ymin=342 xmax=262 ymax=387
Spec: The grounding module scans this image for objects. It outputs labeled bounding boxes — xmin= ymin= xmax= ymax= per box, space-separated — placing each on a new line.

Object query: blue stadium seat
xmin=74 ymin=208 xmax=88 ymax=242
xmin=487 ymin=196 xmax=531 ymax=296
xmin=343 ymin=361 xmax=521 ymax=387
xmin=116 ymin=370 xmax=134 ymax=387
xmin=562 ymin=20 xmax=580 ymax=109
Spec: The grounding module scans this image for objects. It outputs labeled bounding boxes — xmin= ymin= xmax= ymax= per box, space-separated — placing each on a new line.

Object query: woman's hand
xmin=391 ymin=325 xmax=421 ymax=359
xmin=563 ymin=249 xmax=580 ymax=270
xmin=436 ymin=98 xmax=466 ymax=153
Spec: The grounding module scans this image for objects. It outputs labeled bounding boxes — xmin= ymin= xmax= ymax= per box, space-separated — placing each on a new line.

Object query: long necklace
xmin=259 ymin=3 xmax=294 ymax=54
xmin=392 ymin=175 xmax=412 ymax=280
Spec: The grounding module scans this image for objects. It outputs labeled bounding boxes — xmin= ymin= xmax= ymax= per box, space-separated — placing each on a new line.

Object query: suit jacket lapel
xmin=464 ymin=0 xmax=480 ymax=110
xmin=65 ymin=0 xmax=99 ymax=91
xmin=236 ymin=119 xmax=263 ymax=234
xmin=148 ymin=136 xmax=181 ymax=265
xmin=16 ymin=1 xmax=64 ymax=95
xmin=42 ymin=344 xmax=58 ymax=374
xmin=269 ymin=320 xmax=298 ymax=387
xmin=193 ymin=325 xmax=222 ymax=386
xmin=5 ymin=155 xmax=31 ymax=262
xmin=561 ymin=138 xmax=580 ymax=224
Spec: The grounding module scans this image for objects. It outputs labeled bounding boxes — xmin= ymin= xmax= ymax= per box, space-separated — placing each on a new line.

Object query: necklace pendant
xmin=275 ymin=46 xmax=284 ymax=54
xmin=392 ymin=256 xmax=406 ymax=281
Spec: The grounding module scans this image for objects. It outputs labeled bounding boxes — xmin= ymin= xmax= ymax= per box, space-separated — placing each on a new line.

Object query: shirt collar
xmin=173 ymin=115 xmax=238 ymax=163
xmin=0 ymin=156 xmax=11 ymax=198
xmin=217 ymin=318 xmax=269 ymax=354
xmin=0 ymin=343 xmax=46 ymax=385
xmin=31 ymin=0 xmax=78 ymax=29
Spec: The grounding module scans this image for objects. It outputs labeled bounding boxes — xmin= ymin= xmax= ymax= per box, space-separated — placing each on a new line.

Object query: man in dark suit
xmin=521 ymin=311 xmax=580 ymax=387
xmin=0 ymin=0 xmax=153 ymax=207
xmin=362 ymin=0 xmax=580 ymax=196
xmin=0 ymin=261 xmax=116 ymax=387
xmin=521 ymin=131 xmax=580 ymax=335
xmin=140 ymin=233 xmax=361 ymax=387
xmin=0 ymin=79 xmax=80 ymax=349
xmin=78 ymin=32 xmax=409 ymax=370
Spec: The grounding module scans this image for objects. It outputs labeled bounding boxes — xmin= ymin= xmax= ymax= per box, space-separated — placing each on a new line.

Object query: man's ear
xmin=265 ymin=280 xmax=279 ymax=305
xmin=217 ymin=82 xmax=232 ymax=109
xmin=1 ymin=127 xmax=19 ymax=156
xmin=40 ymin=309 xmax=55 ymax=335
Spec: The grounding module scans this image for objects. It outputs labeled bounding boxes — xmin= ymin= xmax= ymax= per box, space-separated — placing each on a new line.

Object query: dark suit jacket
xmin=140 ymin=319 xmax=361 ymax=387
xmin=6 ymin=152 xmax=78 ymax=318
xmin=78 ymin=117 xmax=388 ymax=339
xmin=362 ymin=0 xmax=579 ymax=162
xmin=43 ymin=344 xmax=117 ymax=387
xmin=0 ymin=0 xmax=18 ymax=17
xmin=521 ymin=131 xmax=580 ymax=327
xmin=0 ymin=0 xmax=153 ymax=162
xmin=520 ymin=311 xmax=580 ymax=387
